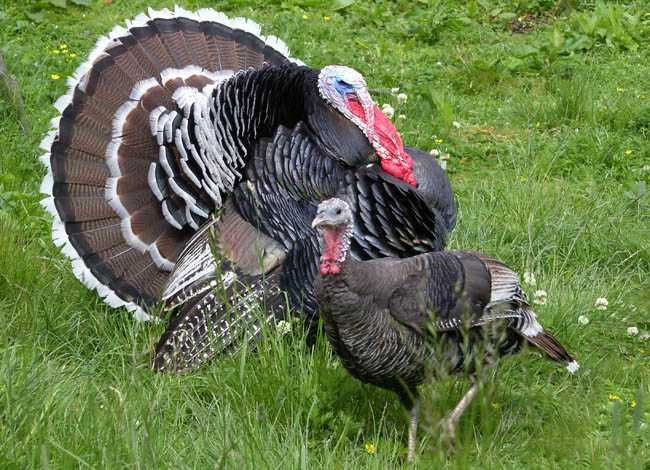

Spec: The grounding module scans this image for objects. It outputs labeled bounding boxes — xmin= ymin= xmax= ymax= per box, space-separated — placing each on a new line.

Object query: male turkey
xmin=39 ymin=7 xmax=456 ymax=371
xmin=312 ymin=198 xmax=579 ymax=462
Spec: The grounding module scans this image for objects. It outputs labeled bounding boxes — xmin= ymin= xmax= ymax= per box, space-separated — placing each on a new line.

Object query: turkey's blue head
xmin=318 ymin=65 xmax=416 ymax=187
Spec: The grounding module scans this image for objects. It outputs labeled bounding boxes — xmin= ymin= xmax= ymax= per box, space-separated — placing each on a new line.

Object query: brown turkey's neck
xmin=320 ymin=224 xmax=352 ymax=276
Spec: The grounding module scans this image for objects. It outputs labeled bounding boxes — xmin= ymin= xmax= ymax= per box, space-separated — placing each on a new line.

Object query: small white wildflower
xmin=533 ymin=290 xmax=547 ymax=305
xmin=396 ymin=93 xmax=408 ymax=104
xmin=452 ymin=120 xmax=461 ymax=129
xmin=429 ymin=149 xmax=440 ymax=157
xmin=438 ymin=153 xmax=450 ymax=171
xmin=398 ymin=114 xmax=406 ymax=120
xmin=276 ymin=320 xmax=292 ymax=336
xmin=390 ymin=87 xmax=400 ymax=94
xmin=639 ymin=332 xmax=650 ymax=341
xmin=642 ymin=165 xmax=650 ymax=172
xmin=578 ymin=315 xmax=590 ymax=325
xmin=523 ymin=271 xmax=537 ymax=286
xmin=436 ymin=61 xmax=443 ymax=66
xmin=381 ymin=103 xmax=394 ymax=119
xmin=594 ymin=297 xmax=608 ymax=310
xmin=627 ymin=326 xmax=639 ymax=337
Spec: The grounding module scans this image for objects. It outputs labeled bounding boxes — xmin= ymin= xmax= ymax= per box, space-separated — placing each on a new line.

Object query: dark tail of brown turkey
xmin=39 ymin=7 xmax=302 ymax=319
xmin=525 ymin=330 xmax=580 ymax=374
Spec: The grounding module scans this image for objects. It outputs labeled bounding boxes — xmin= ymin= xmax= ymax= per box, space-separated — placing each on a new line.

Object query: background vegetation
xmin=1 ymin=0 xmax=648 ymax=467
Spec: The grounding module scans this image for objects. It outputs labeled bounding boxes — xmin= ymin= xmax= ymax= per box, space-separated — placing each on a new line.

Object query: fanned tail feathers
xmin=39 ymin=7 xmax=302 ymax=318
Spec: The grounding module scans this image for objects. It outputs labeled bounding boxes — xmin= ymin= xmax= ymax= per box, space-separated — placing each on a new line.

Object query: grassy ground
xmin=1 ymin=0 xmax=649 ymax=467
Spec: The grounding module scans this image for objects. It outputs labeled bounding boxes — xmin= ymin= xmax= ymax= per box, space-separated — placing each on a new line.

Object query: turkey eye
xmin=335 ymin=208 xmax=342 ymax=215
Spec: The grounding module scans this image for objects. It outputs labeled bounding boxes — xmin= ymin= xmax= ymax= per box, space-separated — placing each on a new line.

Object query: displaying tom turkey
xmin=312 ymin=198 xmax=579 ymax=462
xmin=39 ymin=7 xmax=456 ymax=371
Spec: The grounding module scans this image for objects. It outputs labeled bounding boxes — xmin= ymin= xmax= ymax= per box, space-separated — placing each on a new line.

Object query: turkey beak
xmin=311 ymin=214 xmax=327 ymax=229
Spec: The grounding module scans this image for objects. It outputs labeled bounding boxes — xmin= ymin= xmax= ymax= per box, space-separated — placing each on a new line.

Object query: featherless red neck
xmin=319 ymin=225 xmax=352 ymax=276
xmin=312 ymin=198 xmax=355 ymax=275
xmin=346 ymin=97 xmax=417 ymax=187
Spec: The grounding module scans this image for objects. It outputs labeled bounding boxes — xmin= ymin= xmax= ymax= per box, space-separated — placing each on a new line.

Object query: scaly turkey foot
xmin=441 ymin=417 xmax=457 ymax=449
xmin=440 ymin=383 xmax=479 ymax=449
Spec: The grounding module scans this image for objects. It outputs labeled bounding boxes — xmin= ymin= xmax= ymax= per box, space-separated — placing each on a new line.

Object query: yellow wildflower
xmin=69 ymin=53 xmax=78 ymax=59
xmin=324 ymin=16 xmax=331 ymax=21
xmin=52 ymin=49 xmax=60 ymax=55
xmin=616 ymin=87 xmax=624 ymax=93
xmin=631 ymin=400 xmax=637 ymax=408
xmin=364 ymin=442 xmax=376 ymax=454
xmin=624 ymin=149 xmax=633 ymax=156
xmin=491 ymin=401 xmax=500 ymax=409
xmin=608 ymin=393 xmax=621 ymax=402
xmin=59 ymin=44 xmax=68 ymax=50
xmin=302 ymin=14 xmax=308 ymax=19
xmin=434 ymin=138 xmax=443 ymax=145
xmin=51 ymin=74 xmax=61 ymax=80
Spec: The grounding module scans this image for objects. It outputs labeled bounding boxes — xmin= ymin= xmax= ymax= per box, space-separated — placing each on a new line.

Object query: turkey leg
xmin=407 ymin=398 xmax=420 ymax=463
xmin=442 ymin=383 xmax=479 ymax=446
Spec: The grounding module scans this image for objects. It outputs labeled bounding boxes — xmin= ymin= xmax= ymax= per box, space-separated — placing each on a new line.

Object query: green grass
xmin=1 ymin=0 xmax=649 ymax=467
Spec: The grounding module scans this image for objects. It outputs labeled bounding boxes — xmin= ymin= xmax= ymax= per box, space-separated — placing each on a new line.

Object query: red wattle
xmin=320 ymin=262 xmax=341 ymax=276
xmin=320 ymin=227 xmax=344 ymax=276
xmin=346 ymin=96 xmax=417 ymax=187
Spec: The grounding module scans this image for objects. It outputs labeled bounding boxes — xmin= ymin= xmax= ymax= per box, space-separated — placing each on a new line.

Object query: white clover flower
xmin=276 ymin=320 xmax=292 ymax=336
xmin=381 ymin=103 xmax=395 ymax=119
xmin=533 ymin=290 xmax=547 ymax=305
xmin=452 ymin=121 xmax=461 ymax=129
xmin=523 ymin=271 xmax=536 ymax=286
xmin=627 ymin=326 xmax=639 ymax=337
xmin=398 ymin=114 xmax=406 ymax=120
xmin=594 ymin=297 xmax=608 ymax=310
xmin=578 ymin=315 xmax=590 ymax=325
xmin=390 ymin=87 xmax=400 ymax=94
xmin=396 ymin=93 xmax=408 ymax=104
xmin=429 ymin=149 xmax=440 ymax=157
xmin=639 ymin=332 xmax=650 ymax=341
xmin=438 ymin=153 xmax=450 ymax=171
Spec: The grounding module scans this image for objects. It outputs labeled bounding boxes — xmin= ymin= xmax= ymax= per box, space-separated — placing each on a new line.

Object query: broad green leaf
xmin=48 ymin=0 xmax=67 ymax=8
xmin=332 ymin=0 xmax=355 ymax=11
xmin=25 ymin=11 xmax=45 ymax=23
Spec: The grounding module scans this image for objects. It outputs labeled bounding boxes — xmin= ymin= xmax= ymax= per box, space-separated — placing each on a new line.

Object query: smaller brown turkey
xmin=312 ymin=198 xmax=579 ymax=462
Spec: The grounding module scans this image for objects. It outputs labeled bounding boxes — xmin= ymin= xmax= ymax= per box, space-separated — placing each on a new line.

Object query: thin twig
xmin=0 ymin=52 xmax=31 ymax=135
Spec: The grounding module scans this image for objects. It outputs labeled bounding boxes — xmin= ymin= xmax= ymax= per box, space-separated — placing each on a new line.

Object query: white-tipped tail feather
xmin=40 ymin=6 xmax=304 ymax=320
xmin=566 ymin=360 xmax=580 ymax=374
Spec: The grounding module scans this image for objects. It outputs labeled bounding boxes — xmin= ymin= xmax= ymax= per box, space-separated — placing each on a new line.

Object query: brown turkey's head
xmin=312 ymin=198 xmax=354 ymax=276
xmin=318 ymin=66 xmax=417 ymax=187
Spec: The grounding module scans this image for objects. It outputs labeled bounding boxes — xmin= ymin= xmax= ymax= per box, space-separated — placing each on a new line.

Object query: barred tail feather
xmin=153 ymin=267 xmax=285 ymax=372
xmin=40 ymin=7 xmax=303 ymax=318
xmin=477 ymin=255 xmax=579 ymax=374
xmin=524 ymin=330 xmax=579 ymax=374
